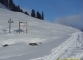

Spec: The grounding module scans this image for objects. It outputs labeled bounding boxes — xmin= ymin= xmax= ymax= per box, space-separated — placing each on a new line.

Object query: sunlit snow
xmin=0 ymin=3 xmax=83 ymax=60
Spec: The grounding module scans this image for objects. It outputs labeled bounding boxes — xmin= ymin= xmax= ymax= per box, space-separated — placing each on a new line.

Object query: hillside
xmin=0 ymin=4 xmax=83 ymax=60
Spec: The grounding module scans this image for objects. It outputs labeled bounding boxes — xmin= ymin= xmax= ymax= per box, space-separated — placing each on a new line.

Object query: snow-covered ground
xmin=0 ymin=4 xmax=83 ymax=60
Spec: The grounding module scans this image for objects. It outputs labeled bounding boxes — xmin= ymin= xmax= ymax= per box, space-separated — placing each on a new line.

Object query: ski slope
xmin=0 ymin=4 xmax=83 ymax=60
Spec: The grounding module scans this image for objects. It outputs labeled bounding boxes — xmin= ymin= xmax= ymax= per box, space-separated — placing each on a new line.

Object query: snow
xmin=0 ymin=3 xmax=9 ymax=10
xmin=0 ymin=4 xmax=83 ymax=60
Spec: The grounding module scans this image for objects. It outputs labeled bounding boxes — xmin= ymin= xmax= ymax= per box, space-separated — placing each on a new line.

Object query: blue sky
xmin=13 ymin=0 xmax=83 ymax=22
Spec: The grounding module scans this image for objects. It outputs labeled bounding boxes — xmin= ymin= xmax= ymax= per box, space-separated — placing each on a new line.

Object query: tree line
xmin=31 ymin=9 xmax=44 ymax=20
xmin=0 ymin=0 xmax=44 ymax=20
xmin=0 ymin=0 xmax=29 ymax=15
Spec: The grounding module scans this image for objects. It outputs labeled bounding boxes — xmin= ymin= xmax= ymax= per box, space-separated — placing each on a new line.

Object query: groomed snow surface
xmin=0 ymin=4 xmax=83 ymax=60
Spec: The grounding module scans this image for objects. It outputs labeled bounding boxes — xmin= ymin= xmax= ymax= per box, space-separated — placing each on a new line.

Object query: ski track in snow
xmin=30 ymin=32 xmax=83 ymax=60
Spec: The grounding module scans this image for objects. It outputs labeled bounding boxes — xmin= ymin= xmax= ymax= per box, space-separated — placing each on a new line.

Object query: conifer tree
xmin=36 ymin=11 xmax=42 ymax=19
xmin=12 ymin=3 xmax=16 ymax=11
xmin=4 ymin=0 xmax=8 ymax=7
xmin=17 ymin=5 xmax=20 ymax=12
xmin=20 ymin=9 xmax=23 ymax=13
xmin=9 ymin=0 xmax=13 ymax=9
xmin=41 ymin=12 xmax=44 ymax=20
xmin=0 ymin=0 xmax=4 ymax=4
xmin=31 ymin=9 xmax=35 ymax=17
xmin=0 ymin=0 xmax=2 ymax=3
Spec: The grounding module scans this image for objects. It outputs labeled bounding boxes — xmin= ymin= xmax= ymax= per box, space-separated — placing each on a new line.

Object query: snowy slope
xmin=0 ymin=3 xmax=9 ymax=10
xmin=0 ymin=5 xmax=83 ymax=60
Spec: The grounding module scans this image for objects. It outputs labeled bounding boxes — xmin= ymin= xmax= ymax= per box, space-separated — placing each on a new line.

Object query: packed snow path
xmin=49 ymin=32 xmax=83 ymax=60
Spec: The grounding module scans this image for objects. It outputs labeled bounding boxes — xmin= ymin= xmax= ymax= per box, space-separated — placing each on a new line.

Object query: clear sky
xmin=13 ymin=0 xmax=83 ymax=22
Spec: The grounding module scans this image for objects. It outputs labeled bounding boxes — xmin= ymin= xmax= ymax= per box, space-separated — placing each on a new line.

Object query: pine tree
xmin=36 ymin=11 xmax=39 ymax=18
xmin=11 ymin=3 xmax=16 ymax=11
xmin=0 ymin=0 xmax=2 ymax=4
xmin=4 ymin=0 xmax=8 ymax=7
xmin=0 ymin=0 xmax=4 ymax=4
xmin=36 ymin=11 xmax=42 ymax=19
xmin=17 ymin=5 xmax=20 ymax=12
xmin=0 ymin=0 xmax=1 ymax=3
xmin=31 ymin=9 xmax=35 ymax=17
xmin=0 ymin=0 xmax=2 ymax=3
xmin=20 ymin=9 xmax=23 ymax=13
xmin=41 ymin=12 xmax=44 ymax=20
xmin=9 ymin=0 xmax=13 ymax=9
